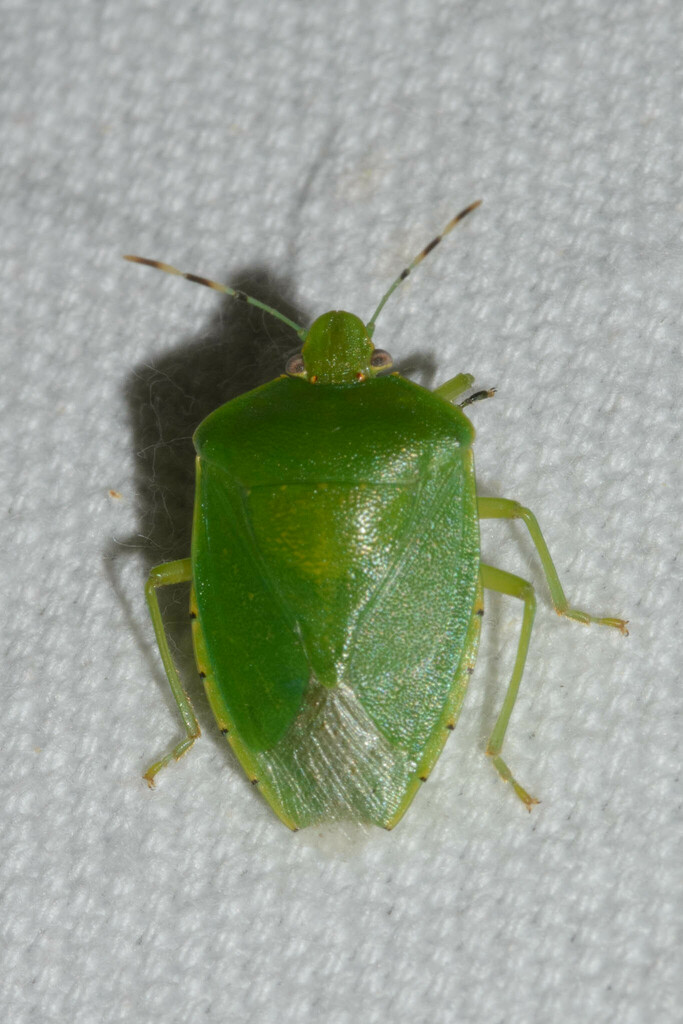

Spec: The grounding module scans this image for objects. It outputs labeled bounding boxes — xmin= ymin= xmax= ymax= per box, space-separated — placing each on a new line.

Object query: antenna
xmin=366 ymin=199 xmax=482 ymax=337
xmin=123 ymin=255 xmax=306 ymax=340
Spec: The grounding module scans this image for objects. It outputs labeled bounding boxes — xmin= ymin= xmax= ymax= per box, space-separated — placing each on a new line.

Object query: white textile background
xmin=1 ymin=2 xmax=680 ymax=1022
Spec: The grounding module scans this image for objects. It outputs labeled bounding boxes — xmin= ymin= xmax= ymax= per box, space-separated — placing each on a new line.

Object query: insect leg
xmin=478 ymin=497 xmax=628 ymax=634
xmin=144 ymin=558 xmax=201 ymax=785
xmin=480 ymin=563 xmax=539 ymax=809
xmin=433 ymin=373 xmax=475 ymax=403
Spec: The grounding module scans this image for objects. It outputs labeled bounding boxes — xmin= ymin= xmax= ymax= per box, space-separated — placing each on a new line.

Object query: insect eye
xmin=370 ymin=349 xmax=393 ymax=371
xmin=285 ymin=354 xmax=306 ymax=376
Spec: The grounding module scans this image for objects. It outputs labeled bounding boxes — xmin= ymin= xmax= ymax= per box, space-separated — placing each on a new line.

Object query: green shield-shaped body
xmin=190 ymin=372 xmax=481 ymax=829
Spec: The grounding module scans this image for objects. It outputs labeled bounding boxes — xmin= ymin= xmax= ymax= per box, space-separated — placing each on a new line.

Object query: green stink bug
xmin=125 ymin=201 xmax=627 ymax=830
